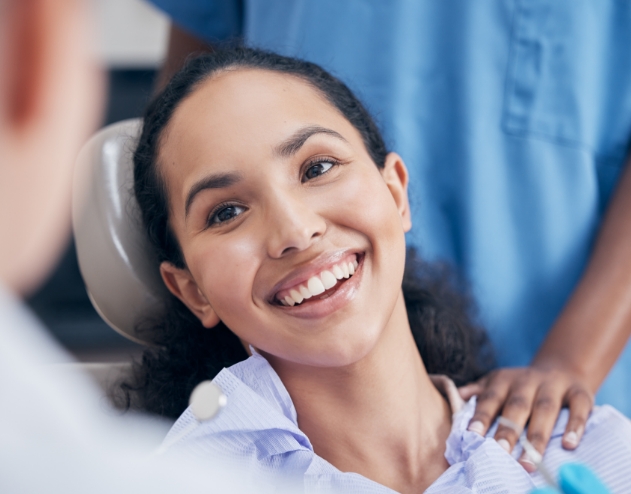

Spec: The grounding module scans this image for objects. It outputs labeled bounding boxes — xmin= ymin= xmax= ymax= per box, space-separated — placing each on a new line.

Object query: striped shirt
xmin=165 ymin=352 xmax=631 ymax=493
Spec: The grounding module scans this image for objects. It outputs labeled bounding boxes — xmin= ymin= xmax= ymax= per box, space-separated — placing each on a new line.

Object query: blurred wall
xmin=92 ymin=0 xmax=168 ymax=68
xmin=27 ymin=0 xmax=170 ymax=361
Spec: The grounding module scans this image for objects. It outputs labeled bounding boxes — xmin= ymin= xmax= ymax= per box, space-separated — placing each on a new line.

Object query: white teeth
xmin=321 ymin=270 xmax=337 ymax=290
xmin=299 ymin=285 xmax=312 ymax=300
xmin=307 ymin=276 xmax=326 ymax=296
xmin=341 ymin=263 xmax=350 ymax=278
xmin=289 ymin=289 xmax=303 ymax=304
xmin=278 ymin=257 xmax=360 ymax=306
xmin=332 ymin=265 xmax=344 ymax=280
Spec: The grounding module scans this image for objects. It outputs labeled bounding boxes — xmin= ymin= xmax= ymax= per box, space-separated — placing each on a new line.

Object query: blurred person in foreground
xmin=0 ymin=1 xmax=247 ymax=492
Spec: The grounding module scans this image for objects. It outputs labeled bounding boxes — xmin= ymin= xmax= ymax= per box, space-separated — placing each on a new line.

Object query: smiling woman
xmin=126 ymin=47 xmax=489 ymax=410
xmin=120 ymin=48 xmax=631 ymax=493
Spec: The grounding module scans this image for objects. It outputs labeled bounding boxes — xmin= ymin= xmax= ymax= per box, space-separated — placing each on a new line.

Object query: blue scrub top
xmin=150 ymin=0 xmax=631 ymax=414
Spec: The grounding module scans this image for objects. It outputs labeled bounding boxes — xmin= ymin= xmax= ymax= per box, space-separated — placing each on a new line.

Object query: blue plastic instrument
xmin=530 ymin=462 xmax=611 ymax=494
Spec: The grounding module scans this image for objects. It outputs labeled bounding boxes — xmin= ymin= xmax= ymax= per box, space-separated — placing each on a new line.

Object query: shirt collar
xmin=170 ymin=354 xmax=536 ymax=492
xmin=205 ymin=353 xmax=474 ymax=460
xmin=181 ymin=352 xmax=313 ymax=458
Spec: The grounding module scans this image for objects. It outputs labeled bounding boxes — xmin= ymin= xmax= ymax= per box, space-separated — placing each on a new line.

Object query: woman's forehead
xmin=159 ymin=68 xmax=361 ymax=180
xmin=164 ymin=69 xmax=352 ymax=153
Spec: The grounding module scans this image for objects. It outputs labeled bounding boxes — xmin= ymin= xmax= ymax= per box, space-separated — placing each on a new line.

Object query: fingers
xmin=465 ymin=366 xmax=594 ymax=469
xmin=467 ymin=371 xmax=511 ymax=437
xmin=493 ymin=373 xmax=540 ymax=455
xmin=561 ymin=385 xmax=593 ymax=450
xmin=517 ymin=384 xmax=564 ymax=472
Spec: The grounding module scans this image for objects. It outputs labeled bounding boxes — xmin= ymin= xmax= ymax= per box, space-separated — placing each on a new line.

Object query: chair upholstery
xmin=72 ymin=119 xmax=169 ymax=345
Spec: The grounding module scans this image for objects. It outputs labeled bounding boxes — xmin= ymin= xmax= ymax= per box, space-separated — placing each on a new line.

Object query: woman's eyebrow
xmin=183 ymin=127 xmax=344 ymax=217
xmin=185 ymin=172 xmax=241 ymax=217
xmin=275 ymin=125 xmax=348 ymax=157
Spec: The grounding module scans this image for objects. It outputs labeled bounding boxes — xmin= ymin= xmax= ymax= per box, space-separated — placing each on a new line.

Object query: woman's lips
xmin=273 ymin=254 xmax=364 ymax=319
xmin=275 ymin=255 xmax=359 ymax=306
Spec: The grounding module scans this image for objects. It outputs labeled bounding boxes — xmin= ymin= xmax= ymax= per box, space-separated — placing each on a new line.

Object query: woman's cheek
xmin=192 ymin=232 xmax=260 ymax=317
xmin=340 ymin=169 xmax=403 ymax=241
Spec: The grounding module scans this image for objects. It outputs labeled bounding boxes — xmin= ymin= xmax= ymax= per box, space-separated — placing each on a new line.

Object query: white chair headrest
xmin=72 ymin=119 xmax=169 ymax=345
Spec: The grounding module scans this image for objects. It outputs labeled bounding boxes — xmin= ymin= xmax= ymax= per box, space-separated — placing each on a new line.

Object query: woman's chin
xmin=277 ymin=332 xmax=382 ymax=369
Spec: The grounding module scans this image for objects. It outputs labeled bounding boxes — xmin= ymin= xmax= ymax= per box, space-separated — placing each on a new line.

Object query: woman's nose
xmin=264 ymin=192 xmax=327 ymax=258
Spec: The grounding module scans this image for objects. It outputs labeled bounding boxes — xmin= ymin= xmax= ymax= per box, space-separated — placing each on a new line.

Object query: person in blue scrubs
xmin=148 ymin=0 xmax=631 ymax=468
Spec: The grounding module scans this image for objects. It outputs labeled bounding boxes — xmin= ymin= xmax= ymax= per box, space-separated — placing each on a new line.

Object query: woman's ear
xmin=160 ymin=262 xmax=221 ymax=328
xmin=381 ymin=152 xmax=412 ymax=233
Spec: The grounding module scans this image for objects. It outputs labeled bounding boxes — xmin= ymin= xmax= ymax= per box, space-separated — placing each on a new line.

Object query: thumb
xmin=458 ymin=380 xmax=485 ymax=400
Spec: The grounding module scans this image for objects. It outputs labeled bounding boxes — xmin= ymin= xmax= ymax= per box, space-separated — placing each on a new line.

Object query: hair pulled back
xmin=122 ymin=47 xmax=492 ymax=418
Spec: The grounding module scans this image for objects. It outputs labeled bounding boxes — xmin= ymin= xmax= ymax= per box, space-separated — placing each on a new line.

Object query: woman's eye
xmin=208 ymin=204 xmax=245 ymax=226
xmin=303 ymin=160 xmax=335 ymax=182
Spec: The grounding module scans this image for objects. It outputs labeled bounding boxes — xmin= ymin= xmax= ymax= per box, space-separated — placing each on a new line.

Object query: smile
xmin=275 ymin=255 xmax=360 ymax=307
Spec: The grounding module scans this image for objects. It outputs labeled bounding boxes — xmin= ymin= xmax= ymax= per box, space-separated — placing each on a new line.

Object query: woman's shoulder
xmin=161 ymin=354 xmax=389 ymax=491
xmin=163 ymin=354 xmax=414 ymax=493
xmin=162 ymin=354 xmax=314 ymax=466
xmin=583 ymin=403 xmax=631 ymax=432
xmin=439 ymin=399 xmax=631 ymax=492
xmin=536 ymin=405 xmax=631 ymax=491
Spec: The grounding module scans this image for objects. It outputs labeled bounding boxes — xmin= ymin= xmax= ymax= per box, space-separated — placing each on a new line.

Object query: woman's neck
xmin=267 ymin=292 xmax=452 ymax=494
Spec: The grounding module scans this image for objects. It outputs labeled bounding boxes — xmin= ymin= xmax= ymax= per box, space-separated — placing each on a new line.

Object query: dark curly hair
xmin=119 ymin=47 xmax=493 ymax=419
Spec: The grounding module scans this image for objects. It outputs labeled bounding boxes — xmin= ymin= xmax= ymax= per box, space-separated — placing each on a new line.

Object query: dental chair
xmin=71 ymin=118 xmax=169 ymax=392
xmin=72 ymin=123 xmax=226 ymax=420
xmin=73 ymin=118 xmax=168 ymax=346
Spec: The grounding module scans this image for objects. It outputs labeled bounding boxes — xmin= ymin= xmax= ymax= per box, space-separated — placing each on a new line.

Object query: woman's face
xmin=159 ymin=69 xmax=411 ymax=367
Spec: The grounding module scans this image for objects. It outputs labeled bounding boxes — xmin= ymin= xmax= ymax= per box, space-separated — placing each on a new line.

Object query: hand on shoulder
xmin=458 ymin=366 xmax=594 ymax=472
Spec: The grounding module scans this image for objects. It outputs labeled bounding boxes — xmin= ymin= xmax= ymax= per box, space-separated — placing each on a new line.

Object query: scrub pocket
xmin=502 ymin=0 xmax=631 ymax=160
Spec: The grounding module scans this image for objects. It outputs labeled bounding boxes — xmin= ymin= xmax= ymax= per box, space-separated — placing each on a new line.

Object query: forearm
xmin=155 ymin=23 xmax=213 ymax=93
xmin=534 ymin=156 xmax=631 ymax=393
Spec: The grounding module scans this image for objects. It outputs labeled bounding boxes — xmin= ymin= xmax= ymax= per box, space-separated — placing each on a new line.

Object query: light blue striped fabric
xmin=165 ymin=354 xmax=631 ymax=493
